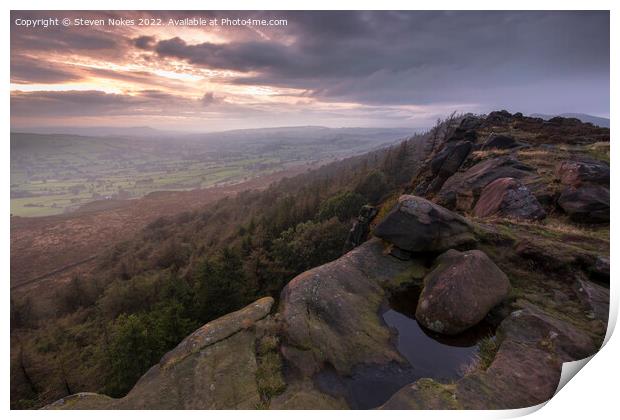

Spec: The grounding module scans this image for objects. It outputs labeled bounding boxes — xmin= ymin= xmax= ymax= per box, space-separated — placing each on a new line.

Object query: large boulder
xmin=454 ymin=306 xmax=597 ymax=409
xmin=557 ymin=185 xmax=609 ymax=223
xmin=426 ymin=141 xmax=473 ymax=192
xmin=555 ymin=159 xmax=609 ymax=187
xmin=437 ymin=156 xmax=535 ymax=211
xmin=473 ymin=177 xmax=546 ymax=221
xmin=48 ymin=297 xmax=276 ymax=409
xmin=383 ymin=305 xmax=598 ymax=410
xmin=458 ymin=115 xmax=483 ymax=131
xmin=159 ymin=297 xmax=274 ymax=368
xmin=481 ymin=134 xmax=527 ymax=150
xmin=485 ymin=110 xmax=513 ymax=124
xmin=373 ymin=195 xmax=475 ymax=253
xmin=380 ymin=378 xmax=459 ymax=410
xmin=415 ymin=249 xmax=511 ymax=335
xmin=279 ymin=238 xmax=415 ymax=377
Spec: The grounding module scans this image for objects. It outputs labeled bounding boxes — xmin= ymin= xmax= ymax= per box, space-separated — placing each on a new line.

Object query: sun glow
xmin=10 ymin=83 xmax=124 ymax=94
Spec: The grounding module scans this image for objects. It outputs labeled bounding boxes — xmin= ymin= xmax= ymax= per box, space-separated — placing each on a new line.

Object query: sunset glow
xmin=11 ymin=10 xmax=610 ymax=131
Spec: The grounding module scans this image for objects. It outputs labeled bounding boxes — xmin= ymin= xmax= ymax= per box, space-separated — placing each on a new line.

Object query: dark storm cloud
xmin=11 ymin=56 xmax=83 ymax=84
xmin=10 ymin=10 xmax=610 ymax=121
xmin=11 ymin=26 xmax=121 ymax=53
xmin=10 ymin=90 xmax=198 ymax=117
xmin=134 ymin=35 xmax=157 ymax=50
xmin=11 ymin=11 xmax=129 ymax=58
xmin=201 ymin=92 xmax=222 ymax=106
xmin=155 ymin=37 xmax=296 ymax=72
xmin=149 ymin=10 xmax=609 ymax=113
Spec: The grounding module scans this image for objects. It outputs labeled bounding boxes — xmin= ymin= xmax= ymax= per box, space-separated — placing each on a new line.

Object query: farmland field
xmin=11 ymin=126 xmax=412 ymax=216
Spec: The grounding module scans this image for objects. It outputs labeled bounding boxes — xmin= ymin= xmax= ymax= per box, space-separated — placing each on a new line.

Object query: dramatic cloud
xmin=134 ymin=35 xmax=156 ymax=50
xmin=10 ymin=10 xmax=610 ymax=130
xmin=11 ymin=90 xmax=190 ymax=117
xmin=201 ymin=92 xmax=223 ymax=106
xmin=154 ymin=37 xmax=297 ymax=73
xmin=11 ymin=56 xmax=83 ymax=84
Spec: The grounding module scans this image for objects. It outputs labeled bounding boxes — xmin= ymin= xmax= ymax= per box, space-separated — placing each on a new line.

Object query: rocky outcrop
xmin=426 ymin=141 xmax=473 ymax=192
xmin=382 ymin=305 xmax=598 ymax=409
xmin=45 ymin=110 xmax=609 ymax=411
xmin=415 ymin=249 xmax=511 ymax=334
xmin=556 ymin=159 xmax=610 ymax=187
xmin=514 ymin=236 xmax=604 ymax=277
xmin=46 ymin=393 xmax=114 ymax=410
xmin=557 ymin=185 xmax=609 ymax=223
xmin=485 ymin=110 xmax=513 ymax=124
xmin=574 ymin=277 xmax=609 ymax=323
xmin=374 ymin=195 xmax=475 ymax=253
xmin=553 ymin=157 xmax=609 ymax=224
xmin=455 ymin=305 xmax=597 ymax=409
xmin=412 ymin=115 xmax=481 ymax=196
xmin=437 ymin=156 xmax=535 ymax=211
xmin=481 ymin=134 xmax=527 ymax=150
xmin=279 ymin=238 xmax=413 ymax=377
xmin=473 ymin=177 xmax=546 ymax=221
xmin=48 ymin=297 xmax=276 ymax=409
xmin=160 ymin=297 xmax=274 ymax=368
xmin=458 ymin=115 xmax=483 ymax=131
xmin=380 ymin=378 xmax=459 ymax=410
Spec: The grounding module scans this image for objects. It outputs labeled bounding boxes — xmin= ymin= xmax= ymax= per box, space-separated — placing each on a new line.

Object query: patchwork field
xmin=11 ymin=127 xmax=412 ymax=216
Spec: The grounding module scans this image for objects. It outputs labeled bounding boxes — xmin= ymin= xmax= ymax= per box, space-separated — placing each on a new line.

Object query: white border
xmin=3 ymin=2 xmax=616 ymax=420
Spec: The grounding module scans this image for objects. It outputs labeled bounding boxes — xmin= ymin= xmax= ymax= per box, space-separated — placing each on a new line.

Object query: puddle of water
xmin=314 ymin=362 xmax=419 ymax=410
xmin=383 ymin=285 xmax=496 ymax=380
xmin=313 ymin=285 xmax=496 ymax=409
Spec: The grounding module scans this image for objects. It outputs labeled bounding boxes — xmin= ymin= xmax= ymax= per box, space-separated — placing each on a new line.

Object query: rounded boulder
xmin=374 ymin=195 xmax=475 ymax=253
xmin=415 ymin=249 xmax=511 ymax=335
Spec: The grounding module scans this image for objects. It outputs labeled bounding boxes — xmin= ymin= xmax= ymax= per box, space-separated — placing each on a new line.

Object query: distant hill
xmin=10 ymin=125 xmax=181 ymax=137
xmin=10 ymin=126 xmax=415 ymax=216
xmin=530 ymin=113 xmax=609 ymax=128
xmin=13 ymin=125 xmax=422 ymax=139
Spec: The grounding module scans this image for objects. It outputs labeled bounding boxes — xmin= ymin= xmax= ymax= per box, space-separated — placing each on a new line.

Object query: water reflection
xmin=383 ymin=285 xmax=495 ymax=380
xmin=313 ymin=285 xmax=496 ymax=409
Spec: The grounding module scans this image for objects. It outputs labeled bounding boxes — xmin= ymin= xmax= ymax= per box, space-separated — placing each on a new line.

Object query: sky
xmin=10 ymin=11 xmax=610 ymax=132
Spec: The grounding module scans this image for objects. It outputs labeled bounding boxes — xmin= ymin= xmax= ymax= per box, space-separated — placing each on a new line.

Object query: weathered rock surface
xmin=455 ymin=305 xmax=597 ymax=409
xmin=556 ymin=159 xmax=610 ymax=187
xmin=279 ymin=238 xmax=413 ymax=377
xmin=482 ymin=134 xmax=527 ymax=150
xmin=415 ymin=249 xmax=511 ymax=334
xmin=47 ymin=297 xmax=275 ymax=409
xmin=514 ymin=237 xmax=601 ymax=276
xmin=574 ymin=277 xmax=610 ymax=323
xmin=381 ymin=379 xmax=459 ymax=410
xmin=270 ymin=380 xmax=347 ymax=409
xmin=485 ymin=110 xmax=513 ymax=124
xmin=557 ymin=185 xmax=609 ymax=223
xmin=382 ymin=305 xmax=598 ymax=409
xmin=437 ymin=156 xmax=535 ymax=211
xmin=374 ymin=195 xmax=475 ymax=253
xmin=426 ymin=141 xmax=473 ymax=192
xmin=160 ymin=297 xmax=274 ymax=368
xmin=45 ymin=393 xmax=114 ymax=410
xmin=473 ymin=177 xmax=546 ymax=221
xmin=458 ymin=115 xmax=483 ymax=131
xmin=115 ymin=328 xmax=261 ymax=409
